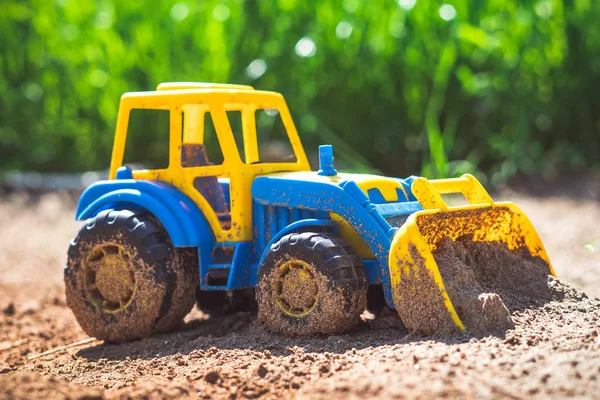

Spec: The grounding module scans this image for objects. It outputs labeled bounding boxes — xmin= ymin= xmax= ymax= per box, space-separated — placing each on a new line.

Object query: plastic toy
xmin=65 ymin=82 xmax=554 ymax=342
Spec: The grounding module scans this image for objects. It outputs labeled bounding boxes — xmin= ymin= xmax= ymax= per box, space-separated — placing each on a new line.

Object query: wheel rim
xmin=274 ymin=259 xmax=318 ymax=317
xmin=83 ymin=243 xmax=136 ymax=313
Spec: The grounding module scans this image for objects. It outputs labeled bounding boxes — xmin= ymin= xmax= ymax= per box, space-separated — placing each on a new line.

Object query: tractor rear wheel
xmin=64 ymin=210 xmax=198 ymax=342
xmin=256 ymin=232 xmax=367 ymax=335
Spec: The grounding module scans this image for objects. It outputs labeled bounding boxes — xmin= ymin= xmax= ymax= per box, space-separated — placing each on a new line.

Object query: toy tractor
xmin=65 ymin=82 xmax=554 ymax=342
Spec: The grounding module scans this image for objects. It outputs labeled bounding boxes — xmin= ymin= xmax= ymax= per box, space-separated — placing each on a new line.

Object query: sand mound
xmin=432 ymin=238 xmax=569 ymax=336
xmin=2 ymin=280 xmax=600 ymax=399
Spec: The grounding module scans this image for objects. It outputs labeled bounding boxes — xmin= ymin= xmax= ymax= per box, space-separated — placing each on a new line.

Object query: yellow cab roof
xmin=156 ymin=82 xmax=255 ymax=91
xmin=119 ymin=82 xmax=284 ymax=109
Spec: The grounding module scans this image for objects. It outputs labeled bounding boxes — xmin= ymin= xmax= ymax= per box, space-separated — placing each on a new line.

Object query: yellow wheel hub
xmin=275 ymin=259 xmax=318 ymax=317
xmin=84 ymin=244 xmax=135 ymax=313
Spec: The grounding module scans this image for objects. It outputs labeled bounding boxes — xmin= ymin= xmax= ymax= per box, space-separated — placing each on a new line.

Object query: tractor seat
xmin=181 ymin=144 xmax=229 ymax=215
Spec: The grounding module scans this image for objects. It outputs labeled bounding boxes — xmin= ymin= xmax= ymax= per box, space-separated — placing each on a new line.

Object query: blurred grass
xmin=0 ymin=0 xmax=599 ymax=184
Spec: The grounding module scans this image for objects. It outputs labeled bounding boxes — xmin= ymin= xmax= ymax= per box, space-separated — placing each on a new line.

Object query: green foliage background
xmin=1 ymin=0 xmax=599 ymax=183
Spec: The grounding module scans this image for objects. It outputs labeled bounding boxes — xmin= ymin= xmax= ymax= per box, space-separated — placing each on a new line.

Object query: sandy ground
xmin=0 ymin=177 xmax=599 ymax=399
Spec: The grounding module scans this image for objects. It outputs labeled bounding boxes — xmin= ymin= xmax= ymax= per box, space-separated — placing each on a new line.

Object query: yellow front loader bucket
xmin=388 ymin=174 xmax=555 ymax=335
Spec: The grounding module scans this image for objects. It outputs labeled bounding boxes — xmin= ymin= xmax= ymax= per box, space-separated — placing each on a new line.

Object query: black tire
xmin=64 ymin=209 xmax=198 ymax=342
xmin=256 ymin=232 xmax=367 ymax=335
xmin=154 ymin=246 xmax=199 ymax=333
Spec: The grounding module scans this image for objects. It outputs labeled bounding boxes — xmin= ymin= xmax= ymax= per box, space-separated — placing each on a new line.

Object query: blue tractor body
xmin=76 ymin=169 xmax=423 ymax=308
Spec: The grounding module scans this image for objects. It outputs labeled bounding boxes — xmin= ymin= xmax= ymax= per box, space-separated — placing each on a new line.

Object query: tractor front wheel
xmin=65 ymin=210 xmax=198 ymax=342
xmin=256 ymin=232 xmax=367 ymax=335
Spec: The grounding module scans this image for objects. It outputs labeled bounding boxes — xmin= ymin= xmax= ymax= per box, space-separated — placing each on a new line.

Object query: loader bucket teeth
xmin=389 ymin=203 xmax=554 ymax=336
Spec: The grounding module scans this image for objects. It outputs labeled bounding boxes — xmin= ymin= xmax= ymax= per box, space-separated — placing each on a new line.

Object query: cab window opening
xmin=255 ymin=108 xmax=296 ymax=163
xmin=180 ymin=105 xmax=225 ymax=167
xmin=123 ymin=108 xmax=170 ymax=170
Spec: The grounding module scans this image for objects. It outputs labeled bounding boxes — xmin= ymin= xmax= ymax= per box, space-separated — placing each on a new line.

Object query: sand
xmin=1 ymin=179 xmax=599 ymax=399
